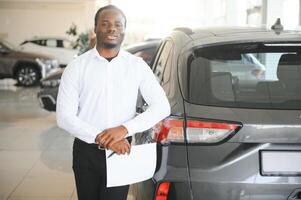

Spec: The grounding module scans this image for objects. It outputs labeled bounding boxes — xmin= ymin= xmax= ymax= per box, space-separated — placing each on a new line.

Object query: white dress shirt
xmin=56 ymin=48 xmax=170 ymax=144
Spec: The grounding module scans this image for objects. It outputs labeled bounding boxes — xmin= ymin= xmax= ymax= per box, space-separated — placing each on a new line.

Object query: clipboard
xmin=105 ymin=143 xmax=157 ymax=187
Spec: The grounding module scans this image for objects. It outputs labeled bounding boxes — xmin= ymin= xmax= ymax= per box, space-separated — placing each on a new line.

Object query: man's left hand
xmin=95 ymin=125 xmax=128 ymax=148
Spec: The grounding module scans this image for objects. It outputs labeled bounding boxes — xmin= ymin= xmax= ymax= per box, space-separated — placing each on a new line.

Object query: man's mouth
xmin=106 ymin=35 xmax=118 ymax=40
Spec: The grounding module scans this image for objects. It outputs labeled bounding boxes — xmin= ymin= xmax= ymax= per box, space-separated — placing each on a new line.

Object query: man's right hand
xmin=109 ymin=138 xmax=131 ymax=155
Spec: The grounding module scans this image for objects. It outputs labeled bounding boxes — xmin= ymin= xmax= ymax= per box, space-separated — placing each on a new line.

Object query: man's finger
xmin=106 ymin=136 xmax=121 ymax=148
xmin=124 ymin=146 xmax=129 ymax=154
xmin=121 ymin=147 xmax=125 ymax=155
xmin=123 ymin=141 xmax=129 ymax=154
xmin=97 ymin=133 xmax=106 ymax=144
xmin=99 ymin=130 xmax=110 ymax=142
xmin=104 ymin=137 xmax=116 ymax=148
xmin=124 ymin=144 xmax=129 ymax=154
xmin=103 ymin=134 xmax=115 ymax=147
xmin=125 ymin=140 xmax=130 ymax=151
xmin=118 ymin=146 xmax=124 ymax=155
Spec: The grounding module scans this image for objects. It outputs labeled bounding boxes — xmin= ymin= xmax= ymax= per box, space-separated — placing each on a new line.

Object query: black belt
xmin=74 ymin=136 xmax=132 ymax=149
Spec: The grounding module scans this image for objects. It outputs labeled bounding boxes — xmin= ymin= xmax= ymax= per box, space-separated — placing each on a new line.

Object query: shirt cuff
xmin=122 ymin=121 xmax=135 ymax=136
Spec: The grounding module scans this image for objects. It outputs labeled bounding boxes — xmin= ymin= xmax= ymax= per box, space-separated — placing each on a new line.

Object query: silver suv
xmin=134 ymin=26 xmax=301 ymax=200
xmin=0 ymin=39 xmax=59 ymax=86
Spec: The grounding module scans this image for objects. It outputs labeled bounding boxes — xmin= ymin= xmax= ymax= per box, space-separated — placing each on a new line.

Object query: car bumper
xmin=37 ymin=87 xmax=58 ymax=111
xmin=36 ymin=59 xmax=60 ymax=79
xmin=136 ymin=144 xmax=301 ymax=200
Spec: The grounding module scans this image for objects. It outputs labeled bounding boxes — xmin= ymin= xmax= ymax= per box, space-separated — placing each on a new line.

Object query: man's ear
xmin=94 ymin=26 xmax=97 ymax=34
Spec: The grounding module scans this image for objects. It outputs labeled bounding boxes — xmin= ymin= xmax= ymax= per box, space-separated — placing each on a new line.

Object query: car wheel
xmin=16 ymin=65 xmax=40 ymax=87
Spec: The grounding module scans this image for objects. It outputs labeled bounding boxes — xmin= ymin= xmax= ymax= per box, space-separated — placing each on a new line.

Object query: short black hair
xmin=94 ymin=5 xmax=127 ymax=27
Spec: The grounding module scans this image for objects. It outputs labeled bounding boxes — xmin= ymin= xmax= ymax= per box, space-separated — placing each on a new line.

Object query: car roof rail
xmin=173 ymin=27 xmax=193 ymax=35
xmin=271 ymin=18 xmax=284 ymax=34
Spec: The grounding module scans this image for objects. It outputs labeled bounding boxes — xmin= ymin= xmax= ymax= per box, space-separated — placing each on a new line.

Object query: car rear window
xmin=186 ymin=43 xmax=301 ymax=109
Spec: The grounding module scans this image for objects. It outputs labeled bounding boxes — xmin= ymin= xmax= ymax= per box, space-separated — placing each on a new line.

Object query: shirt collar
xmin=91 ymin=47 xmax=127 ymax=61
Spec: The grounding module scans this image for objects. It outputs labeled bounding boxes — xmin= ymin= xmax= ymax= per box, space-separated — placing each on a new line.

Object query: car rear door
xmin=182 ymin=42 xmax=301 ymax=200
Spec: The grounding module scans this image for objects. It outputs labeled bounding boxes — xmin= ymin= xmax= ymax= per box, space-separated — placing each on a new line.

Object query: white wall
xmin=0 ymin=0 xmax=300 ymax=46
xmin=266 ymin=0 xmax=299 ymax=29
xmin=0 ymin=0 xmax=100 ymax=46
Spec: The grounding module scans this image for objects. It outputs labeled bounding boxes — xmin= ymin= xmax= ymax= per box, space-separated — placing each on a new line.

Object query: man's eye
xmin=116 ymin=23 xmax=123 ymax=28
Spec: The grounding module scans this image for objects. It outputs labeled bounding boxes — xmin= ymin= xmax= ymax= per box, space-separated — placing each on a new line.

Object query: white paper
xmin=105 ymin=143 xmax=156 ymax=187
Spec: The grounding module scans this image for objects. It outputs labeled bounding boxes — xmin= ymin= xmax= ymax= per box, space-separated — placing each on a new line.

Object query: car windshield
xmin=185 ymin=42 xmax=301 ymax=109
xmin=0 ymin=39 xmax=17 ymax=50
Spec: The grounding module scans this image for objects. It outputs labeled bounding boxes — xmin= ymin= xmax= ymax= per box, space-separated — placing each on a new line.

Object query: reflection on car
xmin=37 ymin=39 xmax=161 ymax=111
xmin=0 ymin=39 xmax=59 ymax=86
xmin=132 ymin=26 xmax=301 ymax=200
xmin=20 ymin=37 xmax=79 ymax=67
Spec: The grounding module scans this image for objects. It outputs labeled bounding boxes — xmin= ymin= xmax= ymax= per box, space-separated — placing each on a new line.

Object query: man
xmin=56 ymin=5 xmax=170 ymax=200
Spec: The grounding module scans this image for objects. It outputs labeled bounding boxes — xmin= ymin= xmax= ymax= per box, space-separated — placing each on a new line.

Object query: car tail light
xmin=155 ymin=182 xmax=170 ymax=200
xmin=154 ymin=117 xmax=241 ymax=144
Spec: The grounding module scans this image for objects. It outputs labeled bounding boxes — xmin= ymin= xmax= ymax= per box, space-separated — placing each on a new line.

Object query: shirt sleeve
xmin=56 ymin=61 xmax=99 ymax=143
xmin=122 ymin=58 xmax=171 ymax=136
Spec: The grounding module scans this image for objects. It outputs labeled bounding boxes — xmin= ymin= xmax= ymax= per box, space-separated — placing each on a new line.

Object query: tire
xmin=15 ymin=65 xmax=40 ymax=87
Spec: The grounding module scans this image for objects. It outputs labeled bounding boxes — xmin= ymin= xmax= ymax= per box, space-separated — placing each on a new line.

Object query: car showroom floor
xmin=0 ymin=79 xmax=136 ymax=200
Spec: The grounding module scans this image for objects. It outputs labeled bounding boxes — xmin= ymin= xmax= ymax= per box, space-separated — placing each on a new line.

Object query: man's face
xmin=94 ymin=9 xmax=125 ymax=49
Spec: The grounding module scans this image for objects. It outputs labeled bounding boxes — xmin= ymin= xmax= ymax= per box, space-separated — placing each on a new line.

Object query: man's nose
xmin=107 ymin=24 xmax=117 ymax=32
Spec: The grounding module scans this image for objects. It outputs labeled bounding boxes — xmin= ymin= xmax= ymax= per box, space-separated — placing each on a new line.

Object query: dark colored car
xmin=0 ymin=39 xmax=59 ymax=86
xmin=37 ymin=39 xmax=161 ymax=111
xmin=133 ymin=27 xmax=301 ymax=200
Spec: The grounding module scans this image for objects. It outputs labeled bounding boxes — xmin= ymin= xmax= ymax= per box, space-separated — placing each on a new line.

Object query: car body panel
xmin=134 ymin=27 xmax=301 ymax=200
xmin=20 ymin=37 xmax=78 ymax=66
xmin=0 ymin=39 xmax=59 ymax=85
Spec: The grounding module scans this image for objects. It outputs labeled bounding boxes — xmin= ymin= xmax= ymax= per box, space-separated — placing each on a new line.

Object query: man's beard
xmin=102 ymin=42 xmax=119 ymax=49
xmin=96 ymin=33 xmax=124 ymax=50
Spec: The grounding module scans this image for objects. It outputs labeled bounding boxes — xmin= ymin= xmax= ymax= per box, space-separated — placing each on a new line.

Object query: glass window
xmin=185 ymin=43 xmax=301 ymax=109
xmin=134 ymin=47 xmax=157 ymax=65
xmin=153 ymin=40 xmax=173 ymax=82
xmin=57 ymin=40 xmax=64 ymax=48
xmin=46 ymin=39 xmax=57 ymax=47
xmin=31 ymin=40 xmax=45 ymax=46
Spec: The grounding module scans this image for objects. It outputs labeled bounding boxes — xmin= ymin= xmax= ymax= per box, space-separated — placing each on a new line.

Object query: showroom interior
xmin=0 ymin=0 xmax=301 ymax=200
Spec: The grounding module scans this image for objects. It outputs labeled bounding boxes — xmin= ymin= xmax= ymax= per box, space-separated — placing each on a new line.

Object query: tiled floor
xmin=0 ymin=80 xmax=136 ymax=200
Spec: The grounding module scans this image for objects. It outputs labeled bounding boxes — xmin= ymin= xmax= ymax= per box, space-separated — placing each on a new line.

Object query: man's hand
xmin=95 ymin=125 xmax=128 ymax=148
xmin=109 ymin=139 xmax=131 ymax=155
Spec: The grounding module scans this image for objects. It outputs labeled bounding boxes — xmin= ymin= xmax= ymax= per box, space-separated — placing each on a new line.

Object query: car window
xmin=134 ymin=47 xmax=157 ymax=65
xmin=30 ymin=40 xmax=40 ymax=45
xmin=153 ymin=40 xmax=173 ymax=83
xmin=30 ymin=40 xmax=45 ymax=46
xmin=185 ymin=43 xmax=301 ymax=109
xmin=57 ymin=40 xmax=64 ymax=48
xmin=46 ymin=39 xmax=57 ymax=47
xmin=162 ymin=43 xmax=174 ymax=85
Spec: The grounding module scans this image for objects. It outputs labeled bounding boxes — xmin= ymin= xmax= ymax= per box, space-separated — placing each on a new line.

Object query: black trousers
xmin=72 ymin=138 xmax=129 ymax=200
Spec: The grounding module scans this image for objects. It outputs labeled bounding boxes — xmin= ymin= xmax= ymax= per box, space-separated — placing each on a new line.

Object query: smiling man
xmin=56 ymin=5 xmax=170 ymax=200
